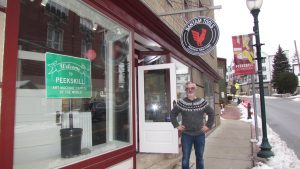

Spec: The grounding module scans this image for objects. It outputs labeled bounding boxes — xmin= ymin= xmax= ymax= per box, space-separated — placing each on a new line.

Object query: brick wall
xmin=142 ymin=0 xmax=185 ymax=35
xmin=142 ymin=0 xmax=218 ymax=70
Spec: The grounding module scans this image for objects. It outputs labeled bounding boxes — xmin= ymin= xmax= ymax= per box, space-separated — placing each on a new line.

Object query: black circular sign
xmin=180 ymin=16 xmax=219 ymax=56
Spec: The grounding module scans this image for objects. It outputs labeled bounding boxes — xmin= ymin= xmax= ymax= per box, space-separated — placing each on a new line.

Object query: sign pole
xmin=294 ymin=40 xmax=300 ymax=75
xmin=69 ymin=99 xmax=73 ymax=129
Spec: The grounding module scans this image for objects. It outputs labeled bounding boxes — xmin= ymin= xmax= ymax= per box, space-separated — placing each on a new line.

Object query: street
xmin=255 ymin=97 xmax=300 ymax=159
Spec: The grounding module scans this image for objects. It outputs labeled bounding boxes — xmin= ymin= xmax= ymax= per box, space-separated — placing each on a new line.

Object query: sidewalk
xmin=174 ymin=103 xmax=253 ymax=169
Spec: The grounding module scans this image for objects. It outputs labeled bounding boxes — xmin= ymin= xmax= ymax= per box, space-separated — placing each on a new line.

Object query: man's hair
xmin=185 ymin=81 xmax=196 ymax=88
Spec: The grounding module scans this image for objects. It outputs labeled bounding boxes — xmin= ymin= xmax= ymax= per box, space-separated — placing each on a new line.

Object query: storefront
xmin=0 ymin=0 xmax=220 ymax=169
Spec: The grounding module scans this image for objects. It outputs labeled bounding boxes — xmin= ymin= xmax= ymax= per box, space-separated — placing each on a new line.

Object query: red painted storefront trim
xmin=62 ymin=146 xmax=135 ymax=169
xmin=131 ymin=29 xmax=137 ymax=169
xmin=0 ymin=0 xmax=19 ymax=169
xmin=0 ymin=1 xmax=136 ymax=169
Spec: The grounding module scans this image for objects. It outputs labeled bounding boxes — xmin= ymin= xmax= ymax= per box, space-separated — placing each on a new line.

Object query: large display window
xmin=171 ymin=58 xmax=190 ymax=99
xmin=14 ymin=0 xmax=132 ymax=168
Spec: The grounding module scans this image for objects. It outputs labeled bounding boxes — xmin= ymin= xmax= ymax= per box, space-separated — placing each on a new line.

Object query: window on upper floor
xmin=218 ymin=67 xmax=224 ymax=78
xmin=46 ymin=24 xmax=64 ymax=51
xmin=81 ymin=40 xmax=93 ymax=58
xmin=45 ymin=0 xmax=69 ymax=18
xmin=263 ymin=75 xmax=267 ymax=80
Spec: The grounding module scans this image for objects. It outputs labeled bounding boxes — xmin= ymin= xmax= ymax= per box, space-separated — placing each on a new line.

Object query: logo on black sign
xmin=180 ymin=16 xmax=219 ymax=56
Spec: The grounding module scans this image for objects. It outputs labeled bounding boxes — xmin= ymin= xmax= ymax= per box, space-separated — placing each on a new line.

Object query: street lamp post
xmin=246 ymin=0 xmax=274 ymax=158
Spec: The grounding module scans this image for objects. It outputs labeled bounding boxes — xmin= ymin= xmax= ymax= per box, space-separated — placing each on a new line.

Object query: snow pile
xmin=263 ymin=126 xmax=300 ymax=169
xmin=292 ymin=98 xmax=300 ymax=102
xmin=237 ymin=102 xmax=300 ymax=169
xmin=252 ymin=162 xmax=273 ymax=169
xmin=238 ymin=103 xmax=252 ymax=123
xmin=264 ymin=96 xmax=280 ymax=99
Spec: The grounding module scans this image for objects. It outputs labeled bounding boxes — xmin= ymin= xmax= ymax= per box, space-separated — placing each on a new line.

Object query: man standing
xmin=171 ymin=81 xmax=215 ymax=169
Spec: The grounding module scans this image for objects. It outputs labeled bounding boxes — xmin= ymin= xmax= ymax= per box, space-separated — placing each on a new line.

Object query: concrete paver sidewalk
xmin=221 ymin=104 xmax=242 ymax=120
xmin=174 ymin=104 xmax=253 ymax=169
xmin=204 ymin=120 xmax=253 ymax=169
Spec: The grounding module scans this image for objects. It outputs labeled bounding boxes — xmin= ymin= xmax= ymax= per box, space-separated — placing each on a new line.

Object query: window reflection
xmin=171 ymin=58 xmax=190 ymax=99
xmin=140 ymin=55 xmax=167 ymax=65
xmin=144 ymin=69 xmax=171 ymax=122
xmin=14 ymin=0 xmax=132 ymax=168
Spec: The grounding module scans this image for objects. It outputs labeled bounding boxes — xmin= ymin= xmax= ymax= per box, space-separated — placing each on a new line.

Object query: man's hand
xmin=176 ymin=125 xmax=186 ymax=131
xmin=201 ymin=126 xmax=210 ymax=133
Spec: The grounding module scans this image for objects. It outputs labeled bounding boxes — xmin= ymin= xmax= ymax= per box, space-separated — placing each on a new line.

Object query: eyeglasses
xmin=185 ymin=87 xmax=195 ymax=90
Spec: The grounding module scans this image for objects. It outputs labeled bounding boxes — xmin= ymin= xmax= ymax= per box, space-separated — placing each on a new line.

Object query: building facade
xmin=217 ymin=58 xmax=227 ymax=104
xmin=0 ymin=0 xmax=220 ymax=169
xmin=227 ymin=52 xmax=274 ymax=96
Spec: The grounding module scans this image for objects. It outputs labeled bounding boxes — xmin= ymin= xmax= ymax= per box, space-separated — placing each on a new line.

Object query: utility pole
xmin=294 ymin=40 xmax=300 ymax=75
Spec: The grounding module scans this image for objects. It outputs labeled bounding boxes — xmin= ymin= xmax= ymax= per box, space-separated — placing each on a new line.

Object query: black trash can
xmin=60 ymin=128 xmax=83 ymax=158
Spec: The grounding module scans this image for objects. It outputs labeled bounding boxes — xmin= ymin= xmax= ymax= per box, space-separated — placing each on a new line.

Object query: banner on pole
xmin=232 ymin=34 xmax=256 ymax=75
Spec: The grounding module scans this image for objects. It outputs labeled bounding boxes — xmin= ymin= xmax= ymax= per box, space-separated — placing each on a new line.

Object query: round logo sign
xmin=180 ymin=16 xmax=219 ymax=56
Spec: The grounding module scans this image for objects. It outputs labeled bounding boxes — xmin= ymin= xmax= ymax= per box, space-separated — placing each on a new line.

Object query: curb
xmin=250 ymin=123 xmax=256 ymax=167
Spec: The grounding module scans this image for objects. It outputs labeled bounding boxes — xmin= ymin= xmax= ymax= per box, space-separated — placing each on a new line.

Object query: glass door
xmin=138 ymin=63 xmax=178 ymax=153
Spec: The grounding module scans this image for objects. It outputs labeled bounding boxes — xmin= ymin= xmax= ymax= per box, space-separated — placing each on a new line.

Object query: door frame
xmin=137 ymin=63 xmax=178 ymax=153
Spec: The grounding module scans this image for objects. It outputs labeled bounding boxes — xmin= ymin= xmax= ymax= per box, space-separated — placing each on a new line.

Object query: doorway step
xmin=136 ymin=152 xmax=182 ymax=169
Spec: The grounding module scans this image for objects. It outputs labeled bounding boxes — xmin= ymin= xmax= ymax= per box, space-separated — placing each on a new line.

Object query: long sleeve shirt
xmin=170 ymin=97 xmax=215 ymax=136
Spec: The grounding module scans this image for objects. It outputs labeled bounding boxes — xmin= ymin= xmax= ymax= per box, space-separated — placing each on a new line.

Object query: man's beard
xmin=187 ymin=92 xmax=195 ymax=98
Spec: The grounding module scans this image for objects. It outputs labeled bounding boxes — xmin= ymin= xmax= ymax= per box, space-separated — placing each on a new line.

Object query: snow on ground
xmin=236 ymin=94 xmax=300 ymax=100
xmin=289 ymin=94 xmax=300 ymax=99
xmin=292 ymin=98 xmax=300 ymax=102
xmin=252 ymin=162 xmax=274 ymax=169
xmin=237 ymin=103 xmax=300 ymax=169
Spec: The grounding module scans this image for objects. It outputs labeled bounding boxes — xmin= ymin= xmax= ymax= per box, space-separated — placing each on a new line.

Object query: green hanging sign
xmin=45 ymin=52 xmax=92 ymax=98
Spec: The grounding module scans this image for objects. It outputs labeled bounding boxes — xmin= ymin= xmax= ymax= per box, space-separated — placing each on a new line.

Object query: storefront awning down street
xmin=96 ymin=0 xmax=221 ymax=80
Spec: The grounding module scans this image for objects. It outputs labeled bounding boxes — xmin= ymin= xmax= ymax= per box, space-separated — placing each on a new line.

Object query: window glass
xmin=263 ymin=75 xmax=267 ymax=80
xmin=144 ymin=69 xmax=171 ymax=122
xmin=204 ymin=77 xmax=214 ymax=110
xmin=171 ymin=58 xmax=190 ymax=99
xmin=139 ymin=55 xmax=167 ymax=65
xmin=204 ymin=76 xmax=215 ymax=127
xmin=14 ymin=0 xmax=132 ymax=168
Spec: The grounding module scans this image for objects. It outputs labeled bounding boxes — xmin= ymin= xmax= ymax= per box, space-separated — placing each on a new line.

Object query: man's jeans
xmin=181 ymin=133 xmax=205 ymax=169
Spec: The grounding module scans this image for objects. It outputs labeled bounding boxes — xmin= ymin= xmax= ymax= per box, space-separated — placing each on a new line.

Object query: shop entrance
xmin=137 ymin=63 xmax=178 ymax=153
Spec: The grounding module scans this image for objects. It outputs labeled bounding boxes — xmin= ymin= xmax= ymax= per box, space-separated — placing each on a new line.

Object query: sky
xmin=214 ymin=0 xmax=300 ymax=65
xmin=238 ymin=97 xmax=300 ymax=169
